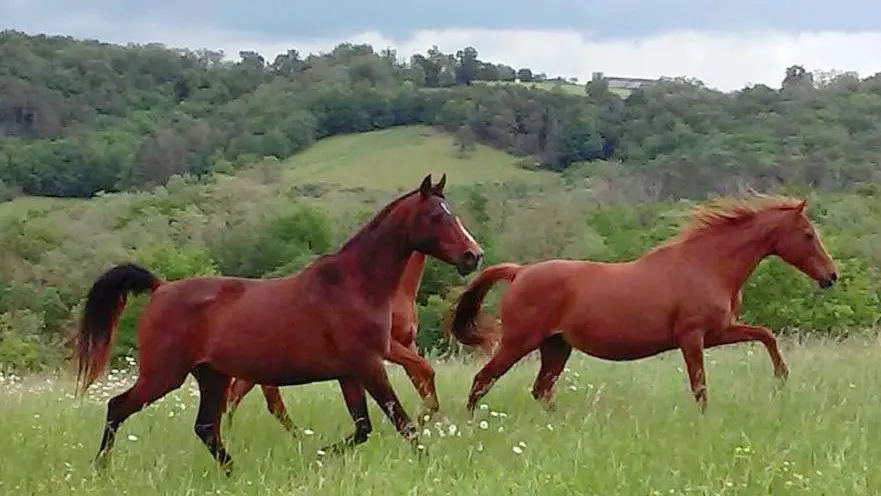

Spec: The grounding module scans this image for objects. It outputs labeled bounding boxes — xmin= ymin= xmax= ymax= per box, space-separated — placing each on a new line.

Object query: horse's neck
xmin=339 ymin=221 xmax=414 ymax=305
xmin=674 ymin=225 xmax=774 ymax=292
xmin=397 ymin=252 xmax=426 ymax=299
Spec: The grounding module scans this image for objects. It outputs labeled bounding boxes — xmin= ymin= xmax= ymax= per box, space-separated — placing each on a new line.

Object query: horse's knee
xmin=422 ymin=367 xmax=435 ymax=385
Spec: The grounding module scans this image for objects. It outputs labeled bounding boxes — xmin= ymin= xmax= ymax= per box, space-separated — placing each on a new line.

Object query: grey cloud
xmin=3 ymin=0 xmax=880 ymax=43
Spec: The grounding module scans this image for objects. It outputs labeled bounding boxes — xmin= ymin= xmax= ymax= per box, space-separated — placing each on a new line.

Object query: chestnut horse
xmin=449 ymin=195 xmax=838 ymax=414
xmin=224 ymin=251 xmax=445 ymax=432
xmin=74 ymin=174 xmax=483 ymax=474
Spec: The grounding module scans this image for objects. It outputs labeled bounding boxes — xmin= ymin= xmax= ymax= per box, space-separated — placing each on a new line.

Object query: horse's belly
xmin=565 ymin=324 xmax=677 ymax=361
xmin=205 ymin=334 xmax=349 ymax=386
xmin=218 ymin=355 xmax=347 ymax=386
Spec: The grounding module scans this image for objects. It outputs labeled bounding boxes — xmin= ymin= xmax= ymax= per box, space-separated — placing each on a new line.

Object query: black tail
xmin=75 ymin=263 xmax=162 ymax=396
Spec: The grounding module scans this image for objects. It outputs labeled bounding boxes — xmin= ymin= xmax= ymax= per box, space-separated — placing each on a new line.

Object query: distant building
xmin=592 ymin=72 xmax=657 ymax=90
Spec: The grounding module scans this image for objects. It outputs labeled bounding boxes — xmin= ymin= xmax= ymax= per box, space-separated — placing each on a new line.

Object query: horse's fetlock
xmin=194 ymin=422 xmax=217 ymax=439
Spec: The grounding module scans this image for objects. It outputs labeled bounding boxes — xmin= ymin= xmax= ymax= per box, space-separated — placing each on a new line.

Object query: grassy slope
xmin=0 ymin=126 xmax=551 ymax=220
xmin=477 ymin=80 xmax=633 ymax=98
xmin=2 ymin=340 xmax=880 ymax=494
xmin=281 ymin=126 xmax=553 ymax=190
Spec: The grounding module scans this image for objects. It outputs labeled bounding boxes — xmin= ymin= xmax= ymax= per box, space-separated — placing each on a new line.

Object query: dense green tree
xmin=4 ymin=30 xmax=881 ymax=200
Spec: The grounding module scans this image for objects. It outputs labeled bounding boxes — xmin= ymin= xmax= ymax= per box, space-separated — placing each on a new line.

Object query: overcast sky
xmin=3 ymin=0 xmax=881 ymax=91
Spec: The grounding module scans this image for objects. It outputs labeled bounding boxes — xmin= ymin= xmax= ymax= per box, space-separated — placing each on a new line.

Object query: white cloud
xmin=21 ymin=18 xmax=881 ymax=91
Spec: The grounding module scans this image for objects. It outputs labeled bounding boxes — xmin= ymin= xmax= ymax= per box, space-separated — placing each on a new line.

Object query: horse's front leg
xmin=319 ymin=378 xmax=371 ymax=455
xmin=386 ymin=340 xmax=440 ymax=425
xmin=357 ymin=356 xmax=422 ymax=454
xmin=705 ymin=323 xmax=788 ymax=380
xmin=676 ymin=327 xmax=708 ymax=413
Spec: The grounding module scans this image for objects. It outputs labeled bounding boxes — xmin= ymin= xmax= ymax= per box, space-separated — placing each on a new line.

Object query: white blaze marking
xmin=439 ymin=201 xmax=452 ymax=215
xmin=455 ymin=216 xmax=478 ymax=246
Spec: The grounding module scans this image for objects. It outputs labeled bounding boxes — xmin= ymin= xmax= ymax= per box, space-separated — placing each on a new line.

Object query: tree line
xmin=3 ymin=30 xmax=881 ymax=200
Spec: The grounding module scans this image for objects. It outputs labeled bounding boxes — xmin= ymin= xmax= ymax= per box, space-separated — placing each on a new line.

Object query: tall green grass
xmin=2 ymin=338 xmax=880 ymax=494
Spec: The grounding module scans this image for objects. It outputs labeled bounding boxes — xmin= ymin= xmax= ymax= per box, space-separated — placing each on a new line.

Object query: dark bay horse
xmin=74 ymin=174 xmax=483 ymax=474
xmin=449 ymin=196 xmax=838 ymax=413
xmin=224 ymin=251 xmax=447 ymax=431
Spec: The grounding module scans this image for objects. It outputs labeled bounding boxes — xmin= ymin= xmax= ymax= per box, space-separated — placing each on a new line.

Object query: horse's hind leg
xmin=224 ymin=378 xmax=254 ymax=429
xmin=259 ymin=385 xmax=298 ymax=434
xmin=225 ymin=380 xmax=296 ymax=434
xmin=387 ymin=340 xmax=440 ymax=424
xmin=192 ymin=364 xmax=234 ymax=476
xmin=319 ymin=378 xmax=372 ymax=455
xmin=466 ymin=333 xmax=543 ymax=414
xmin=96 ymin=371 xmax=188 ymax=467
xmin=531 ymin=333 xmax=573 ymax=411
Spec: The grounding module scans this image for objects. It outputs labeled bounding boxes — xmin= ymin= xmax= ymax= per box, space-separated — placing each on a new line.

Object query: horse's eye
xmin=804 ymin=231 xmax=815 ymax=240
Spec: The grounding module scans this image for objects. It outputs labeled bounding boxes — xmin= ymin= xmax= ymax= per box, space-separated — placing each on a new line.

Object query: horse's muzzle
xmin=819 ymin=272 xmax=838 ymax=289
xmin=457 ymin=251 xmax=483 ymax=275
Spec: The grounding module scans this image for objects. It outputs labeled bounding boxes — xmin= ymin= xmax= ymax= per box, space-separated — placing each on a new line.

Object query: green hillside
xmin=0 ymin=196 xmax=80 ymax=220
xmin=282 ymin=126 xmax=553 ymax=190
xmin=478 ymin=80 xmax=633 ymax=98
xmin=2 ymin=30 xmax=881 ymax=375
xmin=0 ymin=125 xmax=548 ymax=220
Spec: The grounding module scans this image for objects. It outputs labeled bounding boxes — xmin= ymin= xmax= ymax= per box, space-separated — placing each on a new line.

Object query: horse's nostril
xmin=460 ymin=251 xmax=482 ymax=271
xmin=820 ymin=272 xmax=838 ymax=289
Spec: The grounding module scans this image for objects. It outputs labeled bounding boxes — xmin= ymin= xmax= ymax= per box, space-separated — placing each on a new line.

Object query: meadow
xmin=2 ymin=338 xmax=881 ymax=495
xmin=1 ymin=122 xmax=880 ymax=495
xmin=280 ymin=126 xmax=553 ymax=190
xmin=475 ymin=80 xmax=634 ymax=98
xmin=4 ymin=33 xmax=881 ymax=495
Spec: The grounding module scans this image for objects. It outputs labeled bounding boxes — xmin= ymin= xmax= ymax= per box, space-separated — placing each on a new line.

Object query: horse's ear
xmin=419 ymin=174 xmax=433 ymax=199
xmin=797 ymin=199 xmax=808 ymax=212
xmin=433 ymin=173 xmax=447 ymax=194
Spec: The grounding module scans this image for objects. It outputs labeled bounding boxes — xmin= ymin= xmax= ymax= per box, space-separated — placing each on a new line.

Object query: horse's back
xmin=497 ymin=259 xmax=595 ymax=329
xmin=499 ymin=257 xmax=679 ymax=352
xmin=151 ymin=276 xmax=262 ymax=315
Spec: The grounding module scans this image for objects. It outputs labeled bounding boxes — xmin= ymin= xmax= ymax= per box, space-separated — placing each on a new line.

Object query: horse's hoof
xmin=538 ymin=399 xmax=557 ymax=413
xmin=416 ymin=409 xmax=442 ymax=426
xmin=94 ymin=453 xmax=110 ymax=471
xmin=317 ymin=443 xmax=346 ymax=457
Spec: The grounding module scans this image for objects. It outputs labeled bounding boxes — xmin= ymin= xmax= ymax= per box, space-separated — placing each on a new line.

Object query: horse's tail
xmin=75 ymin=263 xmax=162 ymax=397
xmin=448 ymin=263 xmax=521 ymax=352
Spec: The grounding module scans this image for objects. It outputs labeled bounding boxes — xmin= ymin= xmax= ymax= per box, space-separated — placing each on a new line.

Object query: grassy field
xmin=281 ymin=126 xmax=552 ymax=191
xmin=476 ymin=80 xmax=633 ymax=98
xmin=0 ymin=125 xmax=553 ymax=220
xmin=3 ymin=339 xmax=881 ymax=495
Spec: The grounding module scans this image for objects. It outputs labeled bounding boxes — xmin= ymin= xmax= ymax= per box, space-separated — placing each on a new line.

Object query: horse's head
xmin=400 ymin=174 xmax=484 ymax=275
xmin=770 ymin=199 xmax=838 ymax=289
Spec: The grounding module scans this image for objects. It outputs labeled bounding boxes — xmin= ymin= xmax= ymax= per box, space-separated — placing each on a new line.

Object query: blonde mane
xmin=661 ymin=194 xmax=805 ymax=247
